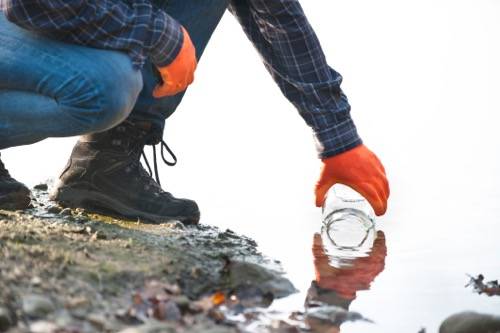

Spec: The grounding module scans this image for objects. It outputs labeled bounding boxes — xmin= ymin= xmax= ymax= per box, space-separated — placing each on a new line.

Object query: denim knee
xmin=85 ymin=63 xmax=144 ymax=133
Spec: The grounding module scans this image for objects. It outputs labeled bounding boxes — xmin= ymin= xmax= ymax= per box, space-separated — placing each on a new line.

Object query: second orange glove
xmin=153 ymin=27 xmax=197 ymax=98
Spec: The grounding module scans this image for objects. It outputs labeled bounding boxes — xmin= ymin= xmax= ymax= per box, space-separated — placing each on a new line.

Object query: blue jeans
xmin=0 ymin=0 xmax=228 ymax=150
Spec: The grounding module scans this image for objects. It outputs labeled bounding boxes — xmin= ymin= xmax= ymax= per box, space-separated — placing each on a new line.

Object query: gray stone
xmin=22 ymin=294 xmax=55 ymax=318
xmin=47 ymin=206 xmax=62 ymax=214
xmin=30 ymin=320 xmax=58 ymax=333
xmin=439 ymin=311 xmax=500 ymax=333
xmin=226 ymin=260 xmax=297 ymax=298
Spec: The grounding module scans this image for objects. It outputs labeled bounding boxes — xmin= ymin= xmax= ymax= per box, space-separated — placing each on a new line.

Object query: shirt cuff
xmin=148 ymin=9 xmax=184 ymax=67
xmin=313 ymin=116 xmax=363 ymax=159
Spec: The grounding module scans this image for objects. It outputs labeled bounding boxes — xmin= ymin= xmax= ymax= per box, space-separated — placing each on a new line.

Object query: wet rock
xmin=22 ymin=294 xmax=55 ymax=318
xmin=47 ymin=205 xmax=62 ymax=214
xmin=0 ymin=306 xmax=14 ymax=331
xmin=226 ymin=260 xmax=296 ymax=299
xmin=59 ymin=208 xmax=72 ymax=216
xmin=34 ymin=184 xmax=49 ymax=191
xmin=230 ymin=285 xmax=274 ymax=309
xmin=439 ymin=311 xmax=500 ymax=333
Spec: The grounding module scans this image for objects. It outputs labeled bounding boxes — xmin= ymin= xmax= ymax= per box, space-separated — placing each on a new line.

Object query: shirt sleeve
xmin=3 ymin=0 xmax=184 ymax=68
xmin=229 ymin=0 xmax=362 ymax=158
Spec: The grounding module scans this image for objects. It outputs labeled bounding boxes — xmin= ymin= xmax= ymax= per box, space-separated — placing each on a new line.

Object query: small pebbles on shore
xmin=22 ymin=294 xmax=55 ymax=318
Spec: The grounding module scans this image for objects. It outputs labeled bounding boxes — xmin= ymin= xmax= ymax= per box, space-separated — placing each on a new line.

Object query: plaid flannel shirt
xmin=1 ymin=0 xmax=362 ymax=158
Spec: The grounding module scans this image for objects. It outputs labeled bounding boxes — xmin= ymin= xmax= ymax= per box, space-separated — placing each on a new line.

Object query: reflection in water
xmin=304 ymin=230 xmax=387 ymax=332
xmin=220 ymin=229 xmax=387 ymax=332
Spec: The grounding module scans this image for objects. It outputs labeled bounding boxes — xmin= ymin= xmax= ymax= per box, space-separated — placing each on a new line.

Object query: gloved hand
xmin=153 ymin=27 xmax=197 ymax=98
xmin=315 ymin=144 xmax=389 ymax=216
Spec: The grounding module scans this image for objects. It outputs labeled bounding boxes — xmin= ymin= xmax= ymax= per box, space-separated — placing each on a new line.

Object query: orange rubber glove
xmin=315 ymin=144 xmax=390 ymax=216
xmin=153 ymin=27 xmax=197 ymax=98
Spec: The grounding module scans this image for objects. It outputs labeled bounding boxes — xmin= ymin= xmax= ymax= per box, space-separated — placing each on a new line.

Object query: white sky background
xmin=4 ymin=1 xmax=500 ymax=331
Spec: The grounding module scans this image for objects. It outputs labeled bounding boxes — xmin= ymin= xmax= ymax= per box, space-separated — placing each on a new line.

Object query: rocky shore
xmin=0 ymin=188 xmax=296 ymax=333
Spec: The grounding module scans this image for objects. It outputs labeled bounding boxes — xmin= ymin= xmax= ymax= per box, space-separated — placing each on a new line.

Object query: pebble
xmin=34 ymin=184 xmax=49 ymax=191
xmin=86 ymin=313 xmax=107 ymax=330
xmin=226 ymin=260 xmax=297 ymax=299
xmin=47 ymin=206 xmax=62 ymax=214
xmin=22 ymin=294 xmax=55 ymax=318
xmin=30 ymin=320 xmax=58 ymax=333
xmin=30 ymin=276 xmax=42 ymax=286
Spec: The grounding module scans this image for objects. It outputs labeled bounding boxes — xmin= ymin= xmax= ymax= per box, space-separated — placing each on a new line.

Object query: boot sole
xmin=51 ymin=185 xmax=200 ymax=225
xmin=0 ymin=188 xmax=31 ymax=211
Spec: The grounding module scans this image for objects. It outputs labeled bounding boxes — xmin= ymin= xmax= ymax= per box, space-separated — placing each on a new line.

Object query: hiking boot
xmin=50 ymin=121 xmax=200 ymax=224
xmin=0 ymin=154 xmax=31 ymax=210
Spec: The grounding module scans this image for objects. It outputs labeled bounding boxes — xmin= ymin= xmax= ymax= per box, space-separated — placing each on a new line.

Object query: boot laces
xmin=140 ymin=140 xmax=177 ymax=188
xmin=114 ymin=122 xmax=177 ymax=192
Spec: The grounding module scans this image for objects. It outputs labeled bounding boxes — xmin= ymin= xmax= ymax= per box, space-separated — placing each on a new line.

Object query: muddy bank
xmin=0 ymin=189 xmax=296 ymax=333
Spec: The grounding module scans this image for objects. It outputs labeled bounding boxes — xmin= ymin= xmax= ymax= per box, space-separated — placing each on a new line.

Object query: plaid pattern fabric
xmin=1 ymin=0 xmax=362 ymax=157
xmin=229 ymin=0 xmax=362 ymax=158
xmin=2 ymin=0 xmax=183 ymax=67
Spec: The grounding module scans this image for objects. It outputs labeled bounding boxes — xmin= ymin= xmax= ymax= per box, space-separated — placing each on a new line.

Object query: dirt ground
xmin=0 ymin=187 xmax=297 ymax=333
